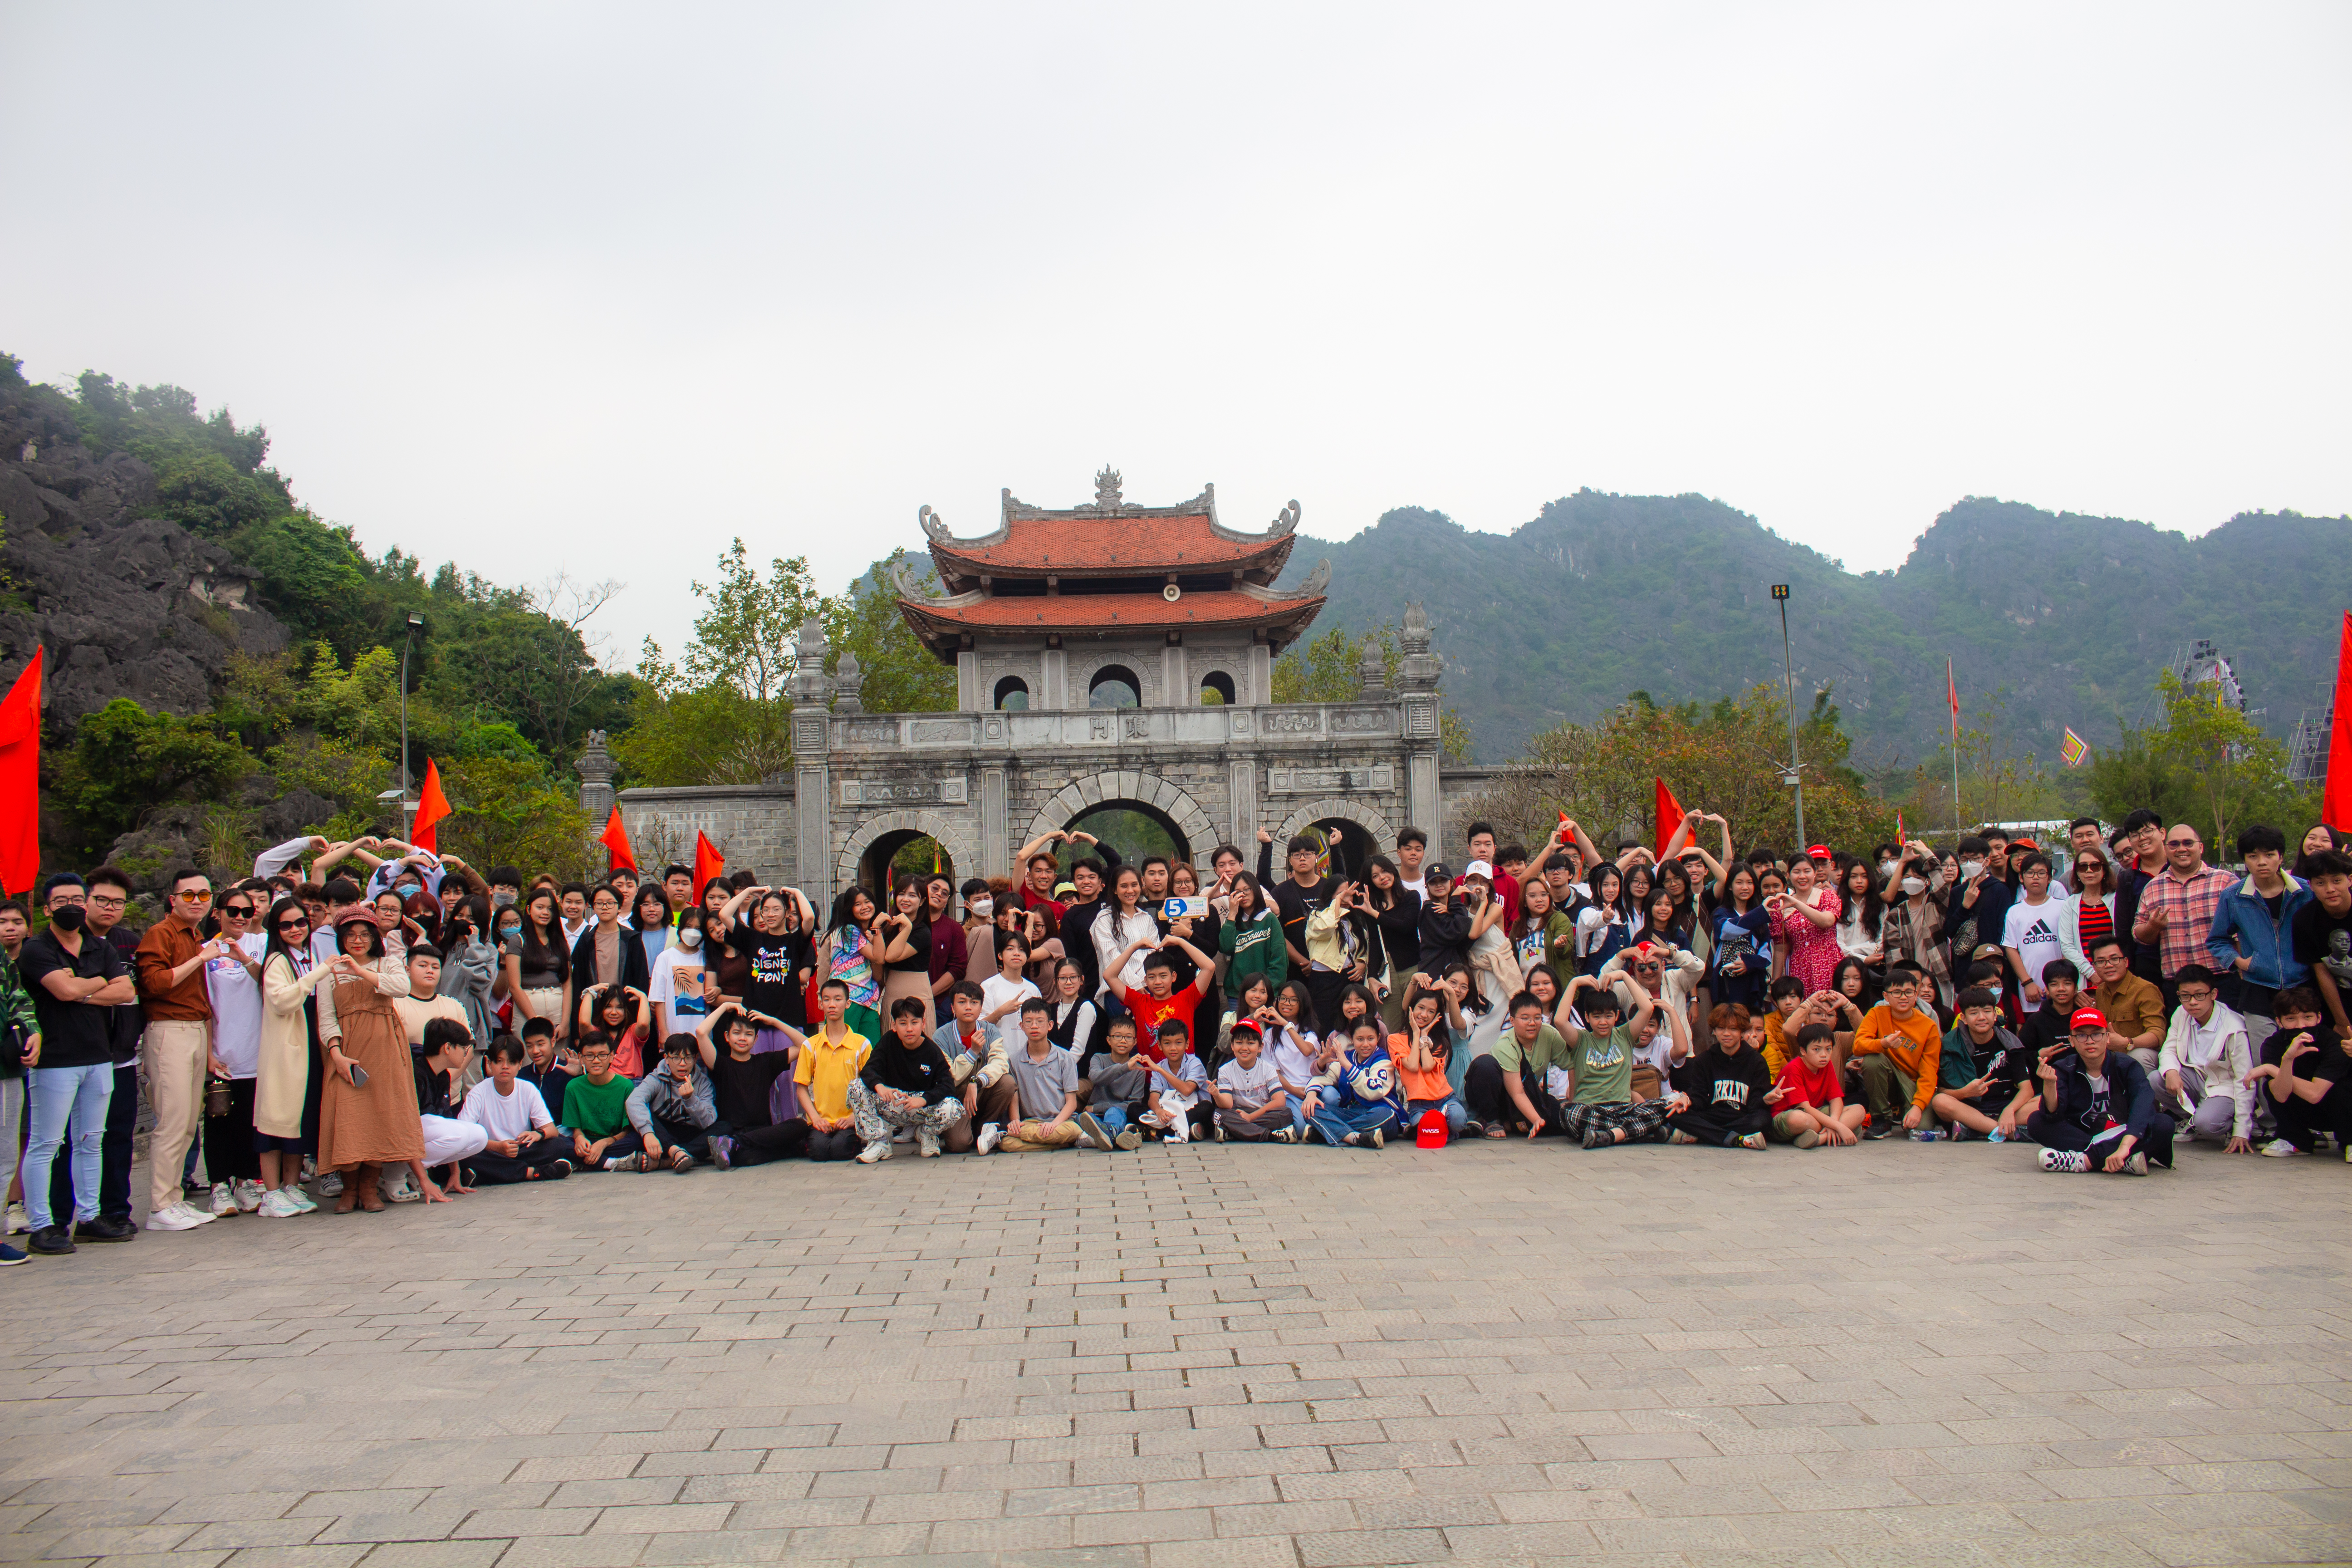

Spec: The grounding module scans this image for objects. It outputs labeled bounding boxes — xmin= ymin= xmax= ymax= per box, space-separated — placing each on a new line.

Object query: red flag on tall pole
xmin=0 ymin=650 xmax=42 ymax=897
xmin=1947 ymin=658 xmax=1960 ymax=740
xmin=1654 ymin=777 xmax=1686 ymax=856
xmin=600 ymin=806 xmax=636 ymax=872
xmin=693 ymin=831 xmax=726 ymax=902
xmin=410 ymin=758 xmax=451 ymax=853
xmin=2325 ymin=613 xmax=2352 ymax=831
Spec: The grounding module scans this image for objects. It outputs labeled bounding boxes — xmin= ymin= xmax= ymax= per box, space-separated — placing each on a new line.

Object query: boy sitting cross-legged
xmin=1212 ymin=1020 xmax=1292 ymax=1141
xmin=1667 ymin=1002 xmax=1774 ymax=1149
xmin=1931 ymin=986 xmax=2040 ymax=1143
xmin=987 ymin=997 xmax=1083 ymax=1152
xmin=696 ymin=1004 xmax=809 ymax=1168
xmin=460 ymin=1035 xmax=574 ymax=1182
xmin=848 ymin=996 xmax=966 ymax=1162
xmin=1556 ymin=972 xmax=1680 ymax=1150
xmin=794 ymin=977 xmax=872 ymax=1161
xmin=619 ymin=1034 xmax=725 ymax=1173
xmin=1769 ymin=1022 xmax=1869 ymax=1147
xmin=564 ymin=1033 xmax=639 ymax=1171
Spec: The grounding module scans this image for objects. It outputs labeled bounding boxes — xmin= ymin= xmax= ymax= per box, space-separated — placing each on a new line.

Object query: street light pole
xmin=1771 ymin=584 xmax=1807 ymax=850
xmin=400 ymin=612 xmax=424 ymax=834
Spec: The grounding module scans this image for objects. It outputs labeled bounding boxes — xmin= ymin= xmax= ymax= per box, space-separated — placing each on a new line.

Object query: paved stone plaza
xmin=2 ymin=1140 xmax=2348 ymax=1568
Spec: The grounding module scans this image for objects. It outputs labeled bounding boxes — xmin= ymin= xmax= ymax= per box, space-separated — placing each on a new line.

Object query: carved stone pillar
xmin=576 ymin=730 xmax=616 ymax=832
xmin=1161 ymin=643 xmax=1186 ymax=709
xmin=1229 ymin=759 xmax=1257 ymax=845
xmin=980 ymin=765 xmax=1009 ymax=878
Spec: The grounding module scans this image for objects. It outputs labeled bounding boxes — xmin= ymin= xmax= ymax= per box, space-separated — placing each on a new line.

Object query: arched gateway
xmin=616 ymin=470 xmax=1448 ymax=888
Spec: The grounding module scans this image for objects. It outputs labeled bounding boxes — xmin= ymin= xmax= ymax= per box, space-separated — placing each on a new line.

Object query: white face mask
xmin=1901 ymin=877 xmax=1927 ymax=897
xmin=678 ymin=928 xmax=702 ymax=950
xmin=1960 ymin=859 xmax=1984 ymax=879
xmin=1879 ymin=860 xmax=1898 ymax=877
xmin=969 ymin=897 xmax=993 ymax=919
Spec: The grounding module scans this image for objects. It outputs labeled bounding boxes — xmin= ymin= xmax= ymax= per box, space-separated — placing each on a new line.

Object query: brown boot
xmin=356 ymin=1162 xmax=385 ymax=1213
xmin=333 ymin=1166 xmax=360 ymax=1214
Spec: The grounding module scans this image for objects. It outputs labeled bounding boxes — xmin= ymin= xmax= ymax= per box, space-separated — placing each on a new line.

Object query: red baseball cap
xmin=2068 ymin=1007 xmax=2108 ymax=1033
xmin=1806 ymin=844 xmax=1832 ymax=859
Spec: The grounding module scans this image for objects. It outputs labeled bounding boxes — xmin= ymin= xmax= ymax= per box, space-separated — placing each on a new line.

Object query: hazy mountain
xmin=1280 ymin=491 xmax=2352 ymax=766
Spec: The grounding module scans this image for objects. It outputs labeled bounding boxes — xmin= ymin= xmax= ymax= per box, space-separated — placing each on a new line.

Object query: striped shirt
xmin=2137 ymin=865 xmax=2235 ymax=979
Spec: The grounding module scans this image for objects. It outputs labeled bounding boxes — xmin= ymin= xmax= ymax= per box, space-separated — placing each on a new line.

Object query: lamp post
xmin=400 ymin=612 xmax=424 ymax=833
xmin=1770 ymin=585 xmax=1806 ymax=850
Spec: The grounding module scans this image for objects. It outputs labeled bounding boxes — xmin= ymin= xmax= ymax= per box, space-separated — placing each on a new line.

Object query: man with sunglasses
xmin=133 ymin=869 xmax=233 ymax=1233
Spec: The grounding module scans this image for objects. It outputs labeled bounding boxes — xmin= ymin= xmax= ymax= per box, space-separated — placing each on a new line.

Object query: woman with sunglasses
xmin=255 ymin=897 xmax=332 ymax=1216
xmin=198 ymin=890 xmax=270 ymax=1215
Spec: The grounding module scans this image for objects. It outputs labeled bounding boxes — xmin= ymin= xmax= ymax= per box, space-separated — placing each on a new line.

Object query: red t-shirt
xmin=1116 ymin=983 xmax=1200 ymax=1062
xmin=1774 ymin=1056 xmax=1842 ymax=1112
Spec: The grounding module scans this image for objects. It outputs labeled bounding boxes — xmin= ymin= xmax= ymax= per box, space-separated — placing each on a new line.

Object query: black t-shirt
xmin=2292 ymin=901 xmax=2352 ymax=996
xmin=519 ymin=1062 xmax=574 ymax=1126
xmin=710 ymin=1050 xmax=793 ymax=1131
xmin=859 ymin=1038 xmax=957 ymax=1104
xmin=878 ymin=916 xmax=930 ymax=982
xmin=18 ymin=930 xmax=125 ymax=1069
xmin=1974 ymin=1028 xmax=2038 ymax=1100
xmin=414 ymin=1056 xmax=464 ymax=1119
xmin=731 ymin=923 xmax=812 ymax=1028
xmin=2018 ymin=1007 xmax=2074 ymax=1060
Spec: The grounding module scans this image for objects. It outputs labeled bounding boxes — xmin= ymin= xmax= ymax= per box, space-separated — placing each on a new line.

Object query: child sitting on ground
xmin=1081 ymin=1014 xmax=1152 ymax=1151
xmin=1309 ymin=1018 xmax=1404 ymax=1148
xmin=1211 ymin=1020 xmax=1291 ymax=1141
xmin=1769 ymin=1022 xmax=1868 ymax=1147
xmin=620 ymin=1034 xmax=724 ymax=1172
xmin=460 ymin=1036 xmax=573 ymax=1182
xmin=1931 ymin=986 xmax=2039 ymax=1142
xmin=695 ymin=1003 xmax=808 ymax=1167
xmin=989 ymin=997 xmax=1083 ymax=1152
xmin=517 ymin=1017 xmax=573 ymax=1126
xmin=564 ymin=1033 xmax=639 ymax=1170
xmin=848 ymin=997 xmax=965 ymax=1162
xmin=1123 ymin=1019 xmax=1211 ymax=1145
xmin=934 ymin=980 xmax=1017 ymax=1150
xmin=1668 ymin=1002 xmax=1774 ymax=1148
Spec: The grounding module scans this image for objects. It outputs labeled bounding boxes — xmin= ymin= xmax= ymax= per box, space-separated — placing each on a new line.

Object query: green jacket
xmin=1218 ymin=908 xmax=1289 ymax=990
xmin=0 ymin=949 xmax=35 ymax=1077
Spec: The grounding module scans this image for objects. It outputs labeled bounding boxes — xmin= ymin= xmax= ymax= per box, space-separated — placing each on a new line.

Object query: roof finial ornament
xmin=1093 ymin=466 xmax=1123 ymax=510
xmin=1268 ymin=500 xmax=1300 ymax=537
xmin=919 ymin=504 xmax=951 ymax=542
xmin=1298 ymin=558 xmax=1331 ymax=598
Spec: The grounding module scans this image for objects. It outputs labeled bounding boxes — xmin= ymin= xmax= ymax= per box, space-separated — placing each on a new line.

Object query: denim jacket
xmin=2206 ymin=872 xmax=2313 ymax=993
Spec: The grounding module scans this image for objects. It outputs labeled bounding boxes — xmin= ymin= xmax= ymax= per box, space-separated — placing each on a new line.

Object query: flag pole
xmin=1947 ymin=657 xmax=1962 ymax=842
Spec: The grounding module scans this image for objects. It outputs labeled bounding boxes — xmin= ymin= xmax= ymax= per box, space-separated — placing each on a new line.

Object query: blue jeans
xmin=24 ymin=1064 xmax=114 ymax=1230
xmin=1098 ymin=1104 xmax=1129 ymax=1134
xmin=1289 ymin=1084 xmax=1342 ymax=1134
xmin=1308 ymin=1098 xmax=1396 ymax=1145
xmin=1404 ymin=1096 xmax=1468 ymax=1139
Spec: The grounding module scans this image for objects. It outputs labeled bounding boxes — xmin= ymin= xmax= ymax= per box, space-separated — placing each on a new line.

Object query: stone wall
xmin=615 ymin=783 xmax=799 ymax=886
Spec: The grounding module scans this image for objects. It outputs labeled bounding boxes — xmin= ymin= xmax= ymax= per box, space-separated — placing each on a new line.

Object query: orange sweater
xmin=1851 ymin=1001 xmax=1941 ymax=1109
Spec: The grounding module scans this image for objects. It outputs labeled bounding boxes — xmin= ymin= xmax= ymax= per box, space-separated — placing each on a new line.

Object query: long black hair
xmin=262 ymin=896 xmax=313 ymax=975
xmin=519 ymin=887 xmax=569 ymax=984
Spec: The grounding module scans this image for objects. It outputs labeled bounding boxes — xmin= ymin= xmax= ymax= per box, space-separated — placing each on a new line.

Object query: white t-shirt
xmin=2002 ymin=897 xmax=2067 ymax=1012
xmin=204 ymin=933 xmax=266 ymax=1079
xmin=1401 ymin=875 xmax=1428 ymax=902
xmin=649 ymin=941 xmax=714 ymax=1024
xmin=1217 ymin=1056 xmax=1281 ymax=1112
xmin=460 ymin=1078 xmax=552 ymax=1140
xmin=1266 ymin=1025 xmax=1323 ymax=1097
xmin=980 ymin=973 xmax=1041 ymax=1049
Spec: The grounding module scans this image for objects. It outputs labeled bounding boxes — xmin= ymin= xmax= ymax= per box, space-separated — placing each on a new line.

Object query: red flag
xmin=2326 ymin=613 xmax=2352 ymax=831
xmin=693 ymin=830 xmax=726 ymax=903
xmin=1654 ymin=777 xmax=1686 ymax=856
xmin=600 ymin=806 xmax=636 ymax=872
xmin=0 ymin=650 xmax=41 ymax=897
xmin=410 ymin=758 xmax=451 ymax=854
xmin=1947 ymin=658 xmax=1960 ymax=740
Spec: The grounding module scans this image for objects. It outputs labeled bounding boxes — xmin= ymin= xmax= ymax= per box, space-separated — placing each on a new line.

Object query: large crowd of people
xmin=0 ymin=805 xmax=2345 ymax=1259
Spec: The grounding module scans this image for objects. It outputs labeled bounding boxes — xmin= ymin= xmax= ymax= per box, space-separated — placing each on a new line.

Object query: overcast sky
xmin=6 ymin=3 xmax=2347 ymax=670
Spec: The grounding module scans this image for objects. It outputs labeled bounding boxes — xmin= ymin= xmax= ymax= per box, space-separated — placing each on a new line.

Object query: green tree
xmin=823 ymin=551 xmax=955 ymax=714
xmin=50 ymin=699 xmax=250 ymax=844
xmin=1271 ymin=622 xmax=1473 ymax=762
xmin=678 ymin=539 xmax=820 ymax=704
xmin=2088 ymin=669 xmax=2316 ymax=853
xmin=437 ymin=755 xmax=596 ymax=880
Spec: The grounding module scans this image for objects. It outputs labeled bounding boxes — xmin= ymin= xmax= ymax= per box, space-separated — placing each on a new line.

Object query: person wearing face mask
xmin=649 ymin=909 xmax=723 ymax=1038
xmin=1877 ymin=849 xmax=1953 ymax=1009
xmin=957 ymin=879 xmax=999 ymax=982
xmin=1945 ymin=835 xmax=2013 ymax=989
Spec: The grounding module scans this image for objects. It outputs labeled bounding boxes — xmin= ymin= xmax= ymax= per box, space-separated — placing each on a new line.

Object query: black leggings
xmin=205 ymin=1077 xmax=263 ymax=1182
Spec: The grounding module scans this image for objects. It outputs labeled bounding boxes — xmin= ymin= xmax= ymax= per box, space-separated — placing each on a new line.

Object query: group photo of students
xmin=0 ymin=803 xmax=2343 ymax=1259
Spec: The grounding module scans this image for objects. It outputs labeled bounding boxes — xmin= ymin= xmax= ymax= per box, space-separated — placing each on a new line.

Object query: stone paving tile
xmin=3 ymin=1140 xmax=2349 ymax=1566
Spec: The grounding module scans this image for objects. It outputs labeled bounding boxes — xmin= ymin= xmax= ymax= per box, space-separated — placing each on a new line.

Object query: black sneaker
xmin=75 ymin=1216 xmax=136 ymax=1243
xmin=548 ymin=1159 xmax=573 ymax=1180
xmin=26 ymin=1226 xmax=74 ymax=1255
xmin=1862 ymin=1122 xmax=1893 ymax=1140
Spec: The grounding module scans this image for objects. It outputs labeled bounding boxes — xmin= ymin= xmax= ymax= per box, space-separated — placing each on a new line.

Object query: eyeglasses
xmin=175 ymin=889 xmax=212 ymax=903
xmin=2176 ymin=989 xmax=2214 ymax=1004
xmin=2165 ymin=838 xmax=2198 ymax=848
xmin=87 ymin=894 xmax=125 ymax=910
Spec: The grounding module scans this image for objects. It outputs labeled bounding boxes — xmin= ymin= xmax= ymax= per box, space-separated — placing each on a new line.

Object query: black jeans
xmin=725 ymin=1119 xmax=811 ymax=1165
xmin=49 ymin=1061 xmax=136 ymax=1223
xmin=807 ymin=1126 xmax=863 ymax=1161
xmin=1464 ymin=1056 xmax=1562 ymax=1134
xmin=471 ymin=1139 xmax=575 ymax=1183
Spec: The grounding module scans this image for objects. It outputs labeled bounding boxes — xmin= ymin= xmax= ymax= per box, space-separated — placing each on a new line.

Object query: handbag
xmin=205 ymin=1074 xmax=231 ymax=1117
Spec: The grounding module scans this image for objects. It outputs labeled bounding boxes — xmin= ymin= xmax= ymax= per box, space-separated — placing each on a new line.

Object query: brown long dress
xmin=877 ymin=915 xmax=934 ymax=1018
xmin=316 ymin=956 xmax=426 ymax=1169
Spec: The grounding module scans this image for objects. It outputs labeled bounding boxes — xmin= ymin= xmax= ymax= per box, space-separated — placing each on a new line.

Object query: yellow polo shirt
xmin=793 ymin=1028 xmax=872 ymax=1121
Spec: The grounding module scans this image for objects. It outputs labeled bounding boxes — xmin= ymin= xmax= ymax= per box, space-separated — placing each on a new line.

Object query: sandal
xmin=1484 ymin=1122 xmax=1509 ymax=1139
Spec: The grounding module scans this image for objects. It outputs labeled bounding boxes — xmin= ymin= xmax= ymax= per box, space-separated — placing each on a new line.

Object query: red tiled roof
xmin=899 ymin=590 xmax=1324 ymax=647
xmin=932 ymin=515 xmax=1295 ymax=576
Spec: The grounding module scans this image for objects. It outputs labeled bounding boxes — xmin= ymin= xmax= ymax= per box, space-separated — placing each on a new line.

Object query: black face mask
xmin=49 ymin=905 xmax=86 ymax=933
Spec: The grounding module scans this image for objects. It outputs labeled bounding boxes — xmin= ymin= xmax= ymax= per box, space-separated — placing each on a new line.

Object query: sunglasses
xmin=220 ymin=905 xmax=254 ymax=918
xmin=174 ymin=889 xmax=213 ymax=903
xmin=276 ymin=918 xmax=310 ymax=933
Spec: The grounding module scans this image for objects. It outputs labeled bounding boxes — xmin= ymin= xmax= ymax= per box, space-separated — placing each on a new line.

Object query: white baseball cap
xmin=1461 ymin=859 xmax=1495 ymax=882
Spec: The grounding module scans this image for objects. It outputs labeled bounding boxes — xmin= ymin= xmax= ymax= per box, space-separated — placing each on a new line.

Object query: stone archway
xmin=834 ymin=809 xmax=984 ymax=897
xmin=1274 ymin=795 xmax=1402 ymax=869
xmin=1022 ymin=770 xmax=1220 ymax=871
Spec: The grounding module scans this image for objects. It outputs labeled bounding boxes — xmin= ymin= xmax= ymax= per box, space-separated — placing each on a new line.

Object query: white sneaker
xmin=146 ymin=1203 xmax=208 ymax=1232
xmin=256 ymin=1189 xmax=302 ymax=1219
xmin=233 ymin=1179 xmax=266 ymax=1213
xmin=5 ymin=1201 xmax=27 ymax=1235
xmin=281 ymin=1184 xmax=318 ymax=1214
xmin=2260 ymin=1138 xmax=2302 ymax=1157
xmin=855 ymin=1140 xmax=892 ymax=1164
xmin=975 ymin=1123 xmax=1003 ymax=1156
xmin=2038 ymin=1148 xmax=2091 ymax=1173
xmin=208 ymin=1182 xmax=237 ymax=1217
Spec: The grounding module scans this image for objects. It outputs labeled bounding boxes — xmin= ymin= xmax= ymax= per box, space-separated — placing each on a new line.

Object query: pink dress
xmin=1773 ymin=887 xmax=1843 ymax=994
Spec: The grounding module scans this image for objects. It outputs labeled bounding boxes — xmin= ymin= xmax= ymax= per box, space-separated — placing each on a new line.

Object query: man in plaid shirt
xmin=2132 ymin=824 xmax=2235 ymax=1006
